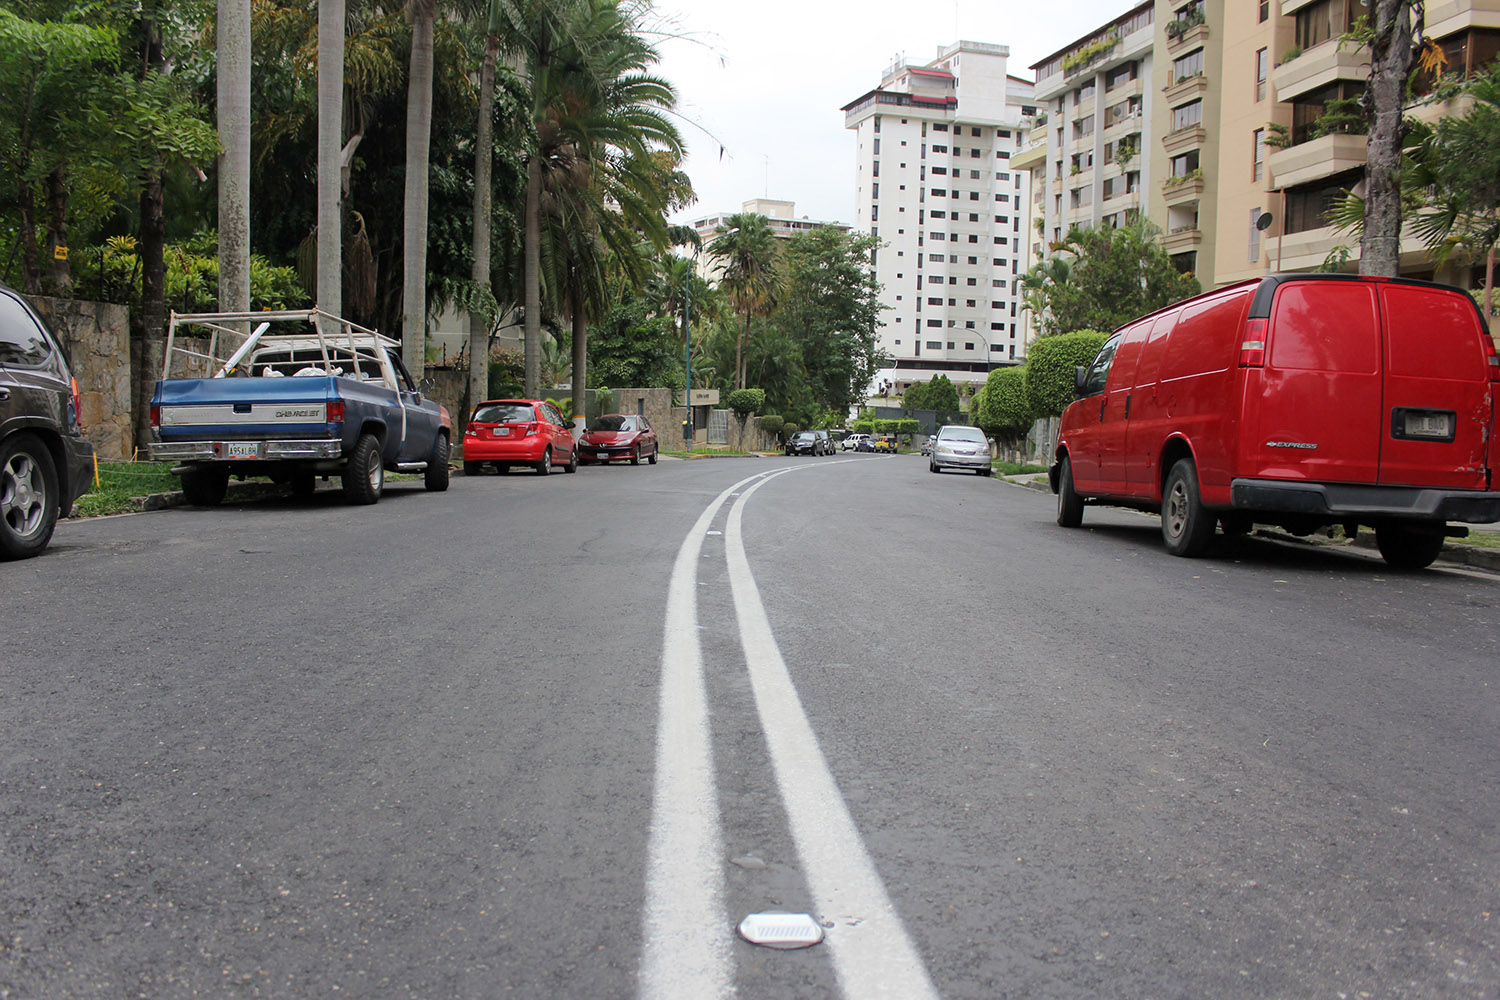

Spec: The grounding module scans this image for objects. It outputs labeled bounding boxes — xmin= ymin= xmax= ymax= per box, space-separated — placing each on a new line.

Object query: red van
xmin=1050 ymin=274 xmax=1500 ymax=568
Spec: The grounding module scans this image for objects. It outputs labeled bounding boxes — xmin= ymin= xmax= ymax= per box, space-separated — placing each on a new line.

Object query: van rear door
xmin=1378 ymin=283 xmax=1492 ymax=490
xmin=1245 ymin=280 xmax=1383 ymax=484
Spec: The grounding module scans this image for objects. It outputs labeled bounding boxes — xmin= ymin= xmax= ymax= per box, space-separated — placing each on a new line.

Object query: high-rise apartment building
xmin=843 ymin=41 xmax=1037 ymax=395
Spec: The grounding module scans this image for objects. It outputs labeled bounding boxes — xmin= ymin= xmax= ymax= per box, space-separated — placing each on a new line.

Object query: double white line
xmin=640 ymin=467 xmax=939 ymax=1000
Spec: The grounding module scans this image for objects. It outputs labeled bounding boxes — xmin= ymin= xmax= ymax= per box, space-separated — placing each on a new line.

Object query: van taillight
xmin=327 ymin=400 xmax=345 ymax=423
xmin=1488 ymin=353 xmax=1500 ymax=383
xmin=1239 ymin=319 xmax=1267 ymax=367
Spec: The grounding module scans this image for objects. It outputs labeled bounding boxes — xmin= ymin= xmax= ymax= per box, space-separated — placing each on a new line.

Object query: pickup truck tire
xmin=181 ymin=466 xmax=229 ymax=507
xmin=343 ymin=433 xmax=384 ymax=505
xmin=0 ymin=433 xmax=59 ymax=559
xmin=425 ymin=435 xmax=450 ymax=491
xmin=1374 ymin=523 xmax=1445 ymax=570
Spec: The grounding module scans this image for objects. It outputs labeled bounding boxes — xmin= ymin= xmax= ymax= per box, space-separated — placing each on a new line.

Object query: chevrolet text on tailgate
xmin=149 ymin=309 xmax=451 ymax=506
xmin=1050 ymin=274 xmax=1500 ymax=569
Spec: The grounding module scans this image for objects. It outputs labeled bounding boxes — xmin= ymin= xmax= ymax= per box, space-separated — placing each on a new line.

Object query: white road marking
xmin=724 ymin=475 xmax=942 ymax=1000
xmin=639 ymin=470 xmax=777 ymax=1000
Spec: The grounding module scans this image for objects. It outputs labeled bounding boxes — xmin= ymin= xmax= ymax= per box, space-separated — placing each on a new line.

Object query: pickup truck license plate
xmin=224 ymin=441 xmax=258 ymax=459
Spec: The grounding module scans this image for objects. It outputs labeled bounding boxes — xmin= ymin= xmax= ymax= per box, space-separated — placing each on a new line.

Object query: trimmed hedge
xmin=725 ymin=388 xmax=766 ymax=418
xmin=759 ymin=414 xmax=785 ymax=437
xmin=1024 ymin=330 xmax=1111 ymax=418
xmin=975 ymin=366 xmax=1032 ymax=435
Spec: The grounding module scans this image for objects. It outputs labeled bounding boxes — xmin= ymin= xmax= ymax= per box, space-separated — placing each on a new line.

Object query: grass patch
xmin=1453 ymin=529 xmax=1500 ymax=549
xmin=73 ymin=461 xmax=180 ymax=517
xmin=993 ymin=461 xmax=1049 ymax=476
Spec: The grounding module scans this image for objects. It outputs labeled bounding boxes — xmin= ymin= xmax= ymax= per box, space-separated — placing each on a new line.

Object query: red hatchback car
xmin=579 ymin=414 xmax=658 ymax=465
xmin=463 ymin=399 xmax=577 ymax=475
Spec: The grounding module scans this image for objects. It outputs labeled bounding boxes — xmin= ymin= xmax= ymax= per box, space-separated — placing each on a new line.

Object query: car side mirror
xmin=1074 ymin=365 xmax=1088 ymax=396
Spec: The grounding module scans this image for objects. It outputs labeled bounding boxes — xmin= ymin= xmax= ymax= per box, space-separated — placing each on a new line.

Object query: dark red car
xmin=579 ymin=414 xmax=658 ymax=465
xmin=462 ymin=399 xmax=577 ymax=475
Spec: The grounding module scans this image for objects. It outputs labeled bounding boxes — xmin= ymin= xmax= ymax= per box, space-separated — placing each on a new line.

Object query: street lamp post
xmin=684 ymin=263 xmax=692 ymax=451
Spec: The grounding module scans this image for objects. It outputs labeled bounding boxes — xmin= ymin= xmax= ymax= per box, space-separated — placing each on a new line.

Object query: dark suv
xmin=0 ymin=284 xmax=94 ymax=558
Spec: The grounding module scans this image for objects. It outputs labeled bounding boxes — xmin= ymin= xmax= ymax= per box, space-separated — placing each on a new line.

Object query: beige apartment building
xmin=1021 ymin=0 xmax=1500 ymax=305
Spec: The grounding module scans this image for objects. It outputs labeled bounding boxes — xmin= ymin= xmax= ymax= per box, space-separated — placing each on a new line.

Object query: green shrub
xmin=782 ymin=422 xmax=800 ymax=437
xmin=1024 ymin=330 xmax=1111 ymax=418
xmin=976 ymin=366 xmax=1032 ymax=434
xmin=759 ymin=414 xmax=785 ymax=438
xmin=851 ymin=419 xmax=874 ymax=434
xmin=895 ymin=418 xmax=919 ymax=436
xmin=726 ymin=388 xmax=765 ymax=419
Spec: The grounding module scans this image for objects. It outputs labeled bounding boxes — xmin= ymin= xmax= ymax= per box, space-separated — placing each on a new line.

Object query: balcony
xmin=1162 ymin=124 xmax=1205 ymax=157
xmin=1012 ymin=140 xmax=1048 ymax=171
xmin=1271 ymin=41 xmax=1371 ymax=103
xmin=1161 ymin=174 xmax=1204 ymax=207
xmin=1163 ymin=71 xmax=1210 ymax=104
xmin=1165 ymin=20 xmax=1209 ymax=55
xmin=1162 ymin=227 xmax=1203 ymax=255
xmin=1268 ymin=133 xmax=1367 ymax=189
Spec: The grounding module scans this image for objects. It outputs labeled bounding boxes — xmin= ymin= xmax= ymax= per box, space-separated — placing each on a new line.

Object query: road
xmin=4 ymin=453 xmax=1498 ymax=999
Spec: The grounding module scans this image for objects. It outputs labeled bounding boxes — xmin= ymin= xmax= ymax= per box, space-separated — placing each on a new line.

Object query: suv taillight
xmin=1239 ymin=318 xmax=1267 ymax=367
xmin=70 ymin=378 xmax=84 ymax=430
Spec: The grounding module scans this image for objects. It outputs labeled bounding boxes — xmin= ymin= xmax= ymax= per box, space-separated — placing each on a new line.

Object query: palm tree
xmin=467 ymin=0 xmax=504 ymax=422
xmin=316 ymin=0 xmax=345 ymax=332
xmin=708 ymin=213 xmax=783 ymax=389
xmin=401 ymin=0 xmax=436 ymax=376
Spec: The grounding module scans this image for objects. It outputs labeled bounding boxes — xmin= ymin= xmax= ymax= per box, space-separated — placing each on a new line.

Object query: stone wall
xmin=30 ymin=296 xmax=133 ymax=461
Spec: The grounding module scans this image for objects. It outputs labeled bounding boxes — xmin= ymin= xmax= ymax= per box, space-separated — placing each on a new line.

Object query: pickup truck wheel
xmin=343 ymin=433 xmax=383 ymax=504
xmin=0 ymin=433 xmax=59 ymax=559
xmin=1161 ymin=457 xmax=1213 ymax=557
xmin=536 ymin=449 xmax=552 ymax=476
xmin=1056 ymin=455 xmax=1084 ymax=528
xmin=181 ymin=466 xmax=229 ymax=508
xmin=1375 ymin=524 xmax=1445 ymax=570
xmin=425 ymin=435 xmax=450 ymax=491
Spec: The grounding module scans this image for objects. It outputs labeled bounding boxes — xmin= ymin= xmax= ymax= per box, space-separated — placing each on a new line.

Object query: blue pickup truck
xmin=149 ymin=309 xmax=451 ymax=506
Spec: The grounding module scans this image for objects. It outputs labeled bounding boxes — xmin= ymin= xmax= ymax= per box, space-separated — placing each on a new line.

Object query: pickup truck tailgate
xmin=154 ymin=376 xmax=339 ymax=439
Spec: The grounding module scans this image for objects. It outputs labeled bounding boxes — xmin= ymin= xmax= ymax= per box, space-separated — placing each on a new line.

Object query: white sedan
xmin=929 ymin=425 xmax=992 ymax=476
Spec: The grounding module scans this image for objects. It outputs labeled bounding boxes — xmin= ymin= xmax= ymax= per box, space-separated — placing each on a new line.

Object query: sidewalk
xmin=996 ymin=473 xmax=1500 ymax=573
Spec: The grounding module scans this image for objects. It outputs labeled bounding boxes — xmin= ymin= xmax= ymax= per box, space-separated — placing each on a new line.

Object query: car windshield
xmin=590 ymin=416 xmax=635 ymax=432
xmin=473 ymin=403 xmax=534 ymax=423
xmin=793 ymin=432 xmax=815 ymax=441
xmin=942 ymin=427 xmax=987 ymax=443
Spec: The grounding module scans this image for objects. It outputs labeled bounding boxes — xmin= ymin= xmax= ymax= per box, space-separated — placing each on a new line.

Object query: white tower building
xmin=843 ymin=40 xmax=1038 ymax=398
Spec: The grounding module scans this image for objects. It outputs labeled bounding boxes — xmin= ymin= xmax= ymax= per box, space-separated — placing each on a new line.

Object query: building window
xmin=1253 ymin=128 xmax=1266 ymax=181
xmin=932 ymin=144 xmax=948 ymax=153
xmin=1171 ymin=100 xmax=1203 ymax=132
xmin=1173 ymin=49 xmax=1204 ymax=84
xmin=1259 ymin=0 xmax=1270 ymax=21
xmin=946 ymin=342 xmax=956 ymax=349
xmin=1256 ymin=48 xmax=1269 ymax=101
xmin=928 ymin=297 xmax=944 ymax=305
xmin=1249 ymin=206 xmax=1263 ymax=263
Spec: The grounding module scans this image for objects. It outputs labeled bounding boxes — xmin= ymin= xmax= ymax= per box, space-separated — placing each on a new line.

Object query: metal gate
xmin=708 ymin=408 xmax=729 ymax=445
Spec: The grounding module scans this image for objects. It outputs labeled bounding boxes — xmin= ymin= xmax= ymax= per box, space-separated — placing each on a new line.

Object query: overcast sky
xmin=650 ymin=0 xmax=1132 ymax=227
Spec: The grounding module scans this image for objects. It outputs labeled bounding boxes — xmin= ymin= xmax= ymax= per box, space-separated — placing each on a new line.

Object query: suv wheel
xmin=0 ymin=433 xmax=59 ymax=559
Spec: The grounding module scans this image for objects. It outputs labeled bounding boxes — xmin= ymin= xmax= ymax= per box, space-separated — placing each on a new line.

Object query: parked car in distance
xmin=1052 ymin=273 xmax=1500 ymax=568
xmin=786 ymin=430 xmax=821 ymax=456
xmin=930 ymin=425 xmax=992 ymax=475
xmin=0 ymin=283 xmax=94 ymax=559
xmin=580 ymin=414 xmax=658 ymax=465
xmin=463 ymin=399 xmax=577 ymax=475
xmin=873 ymin=435 xmax=899 ymax=453
xmin=812 ymin=429 xmax=834 ymax=455
xmin=843 ymin=433 xmax=870 ymax=451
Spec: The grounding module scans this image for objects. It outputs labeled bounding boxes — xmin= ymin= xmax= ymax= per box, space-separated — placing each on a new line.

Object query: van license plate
xmin=224 ymin=441 xmax=258 ymax=459
xmin=1404 ymin=412 xmax=1453 ymax=439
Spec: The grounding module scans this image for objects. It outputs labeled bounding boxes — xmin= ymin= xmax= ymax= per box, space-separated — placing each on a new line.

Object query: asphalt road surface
xmin=4 ymin=453 xmax=1497 ymax=999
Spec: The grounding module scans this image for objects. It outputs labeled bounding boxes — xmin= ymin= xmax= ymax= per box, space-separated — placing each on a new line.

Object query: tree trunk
xmin=571 ymin=296 xmax=587 ymax=434
xmin=44 ymin=166 xmax=70 ymax=294
xmin=16 ymin=182 xmax=39 ymax=296
xmin=316 ymin=0 xmax=345 ymax=333
xmin=736 ymin=311 xmax=748 ymax=390
xmin=136 ymin=172 xmax=166 ymax=450
xmin=467 ymin=27 xmax=498 ymax=429
xmin=217 ymin=0 xmax=251 ymax=315
xmin=1361 ymin=0 xmax=1414 ymax=277
xmin=523 ymin=155 xmax=542 ymax=398
xmin=401 ymin=0 xmax=435 ymax=378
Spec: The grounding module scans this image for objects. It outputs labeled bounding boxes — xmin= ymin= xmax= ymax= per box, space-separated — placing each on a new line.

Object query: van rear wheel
xmin=1375 ymin=524 xmax=1445 ymax=570
xmin=1056 ymin=455 xmax=1083 ymax=528
xmin=1161 ymin=458 xmax=1214 ymax=557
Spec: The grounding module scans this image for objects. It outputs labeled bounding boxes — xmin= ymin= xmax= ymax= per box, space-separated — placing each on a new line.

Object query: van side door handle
xmin=1124 ymin=393 xmax=1131 ymax=419
xmin=1099 ymin=398 xmax=1106 ymax=421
